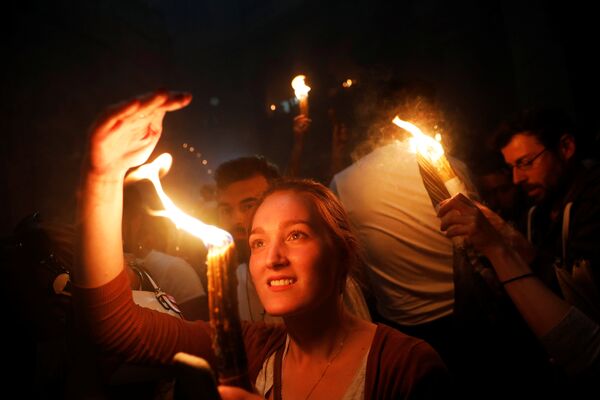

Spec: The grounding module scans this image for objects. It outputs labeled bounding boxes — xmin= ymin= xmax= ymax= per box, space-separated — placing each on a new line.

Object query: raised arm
xmin=438 ymin=194 xmax=600 ymax=375
xmin=75 ymin=90 xmax=192 ymax=288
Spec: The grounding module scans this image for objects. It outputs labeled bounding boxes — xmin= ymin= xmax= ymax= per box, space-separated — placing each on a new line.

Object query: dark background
xmin=2 ymin=0 xmax=599 ymax=236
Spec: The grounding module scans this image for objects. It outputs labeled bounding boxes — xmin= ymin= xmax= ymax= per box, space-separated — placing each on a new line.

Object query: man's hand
xmin=87 ymin=90 xmax=192 ymax=178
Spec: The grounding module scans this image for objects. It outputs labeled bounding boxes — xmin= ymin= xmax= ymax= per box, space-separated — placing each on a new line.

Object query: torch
xmin=291 ymin=75 xmax=311 ymax=116
xmin=126 ymin=154 xmax=253 ymax=391
xmin=391 ymin=117 xmax=493 ymax=321
xmin=392 ymin=117 xmax=468 ymax=208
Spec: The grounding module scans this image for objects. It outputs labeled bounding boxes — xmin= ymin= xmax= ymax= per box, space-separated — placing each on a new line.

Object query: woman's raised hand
xmin=86 ymin=90 xmax=192 ymax=178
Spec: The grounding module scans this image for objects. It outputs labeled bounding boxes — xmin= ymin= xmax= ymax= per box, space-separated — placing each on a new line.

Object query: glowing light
xmin=435 ymin=133 xmax=442 ymax=142
xmin=392 ymin=116 xmax=444 ymax=163
xmin=183 ymin=143 xmax=188 ymax=148
xmin=202 ymin=160 xmax=208 ymax=165
xmin=291 ymin=75 xmax=311 ymax=100
xmin=189 ymin=147 xmax=195 ymax=152
xmin=342 ymin=79 xmax=354 ymax=88
xmin=125 ymin=153 xmax=232 ymax=250
xmin=270 ymin=104 xmax=277 ymax=111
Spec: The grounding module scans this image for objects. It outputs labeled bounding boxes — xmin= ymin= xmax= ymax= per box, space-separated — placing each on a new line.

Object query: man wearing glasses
xmin=491 ymin=107 xmax=600 ymax=321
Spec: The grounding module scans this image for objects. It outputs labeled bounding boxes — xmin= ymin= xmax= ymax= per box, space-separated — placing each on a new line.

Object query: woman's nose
xmin=265 ymin=240 xmax=288 ymax=269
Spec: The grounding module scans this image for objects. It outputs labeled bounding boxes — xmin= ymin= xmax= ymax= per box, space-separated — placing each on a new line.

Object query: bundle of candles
xmin=392 ymin=116 xmax=468 ymax=208
xmin=392 ymin=117 xmax=495 ymax=317
xmin=206 ymin=242 xmax=252 ymax=389
xmin=126 ymin=154 xmax=252 ymax=391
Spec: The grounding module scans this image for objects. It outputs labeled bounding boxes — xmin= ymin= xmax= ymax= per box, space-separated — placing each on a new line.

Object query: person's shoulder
xmin=242 ymin=322 xmax=287 ymax=375
xmin=374 ymin=324 xmax=435 ymax=352
xmin=373 ymin=324 xmax=446 ymax=375
xmin=367 ymin=324 xmax=450 ymax=399
xmin=242 ymin=322 xmax=286 ymax=348
xmin=568 ymin=161 xmax=600 ymax=209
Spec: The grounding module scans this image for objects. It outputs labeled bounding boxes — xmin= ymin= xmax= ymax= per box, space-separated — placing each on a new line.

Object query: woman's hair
xmin=252 ymin=178 xmax=364 ymax=288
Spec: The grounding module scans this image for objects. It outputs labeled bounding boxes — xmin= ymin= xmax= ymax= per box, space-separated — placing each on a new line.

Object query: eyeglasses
xmin=507 ymin=148 xmax=547 ymax=171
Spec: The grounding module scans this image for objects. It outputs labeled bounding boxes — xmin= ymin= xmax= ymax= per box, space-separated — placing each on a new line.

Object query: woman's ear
xmin=559 ymin=133 xmax=576 ymax=161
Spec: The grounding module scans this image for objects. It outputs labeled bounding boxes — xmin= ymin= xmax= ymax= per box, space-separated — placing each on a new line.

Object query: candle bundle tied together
xmin=126 ymin=153 xmax=252 ymax=391
xmin=392 ymin=116 xmax=467 ymax=208
xmin=206 ymin=242 xmax=252 ymax=389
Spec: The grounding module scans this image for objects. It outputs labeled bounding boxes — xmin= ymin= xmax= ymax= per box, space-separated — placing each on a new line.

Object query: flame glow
xmin=291 ymin=75 xmax=311 ymax=100
xmin=126 ymin=153 xmax=232 ymax=250
xmin=392 ymin=116 xmax=444 ymax=163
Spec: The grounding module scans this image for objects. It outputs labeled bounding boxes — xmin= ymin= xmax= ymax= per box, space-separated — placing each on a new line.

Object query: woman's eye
xmin=250 ymin=239 xmax=264 ymax=249
xmin=288 ymin=231 xmax=306 ymax=241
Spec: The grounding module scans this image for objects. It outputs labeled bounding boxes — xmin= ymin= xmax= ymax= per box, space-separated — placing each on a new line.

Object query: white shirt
xmin=141 ymin=250 xmax=206 ymax=304
xmin=331 ymin=141 xmax=474 ymax=325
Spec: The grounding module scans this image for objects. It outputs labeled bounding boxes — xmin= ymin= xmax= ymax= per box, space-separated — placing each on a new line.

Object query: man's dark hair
xmin=214 ymin=156 xmax=280 ymax=190
xmin=490 ymin=108 xmax=576 ymax=153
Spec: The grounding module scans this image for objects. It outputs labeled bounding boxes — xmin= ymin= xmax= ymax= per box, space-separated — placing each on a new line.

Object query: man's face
xmin=216 ymin=174 xmax=269 ymax=247
xmin=501 ymin=133 xmax=565 ymax=204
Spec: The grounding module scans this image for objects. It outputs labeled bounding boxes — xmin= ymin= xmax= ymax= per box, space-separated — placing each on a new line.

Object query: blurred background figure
xmin=472 ymin=152 xmax=529 ymax=232
xmin=123 ymin=183 xmax=208 ymax=321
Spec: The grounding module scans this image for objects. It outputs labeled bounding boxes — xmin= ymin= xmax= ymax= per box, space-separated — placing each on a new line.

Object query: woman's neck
xmin=283 ymin=299 xmax=351 ymax=362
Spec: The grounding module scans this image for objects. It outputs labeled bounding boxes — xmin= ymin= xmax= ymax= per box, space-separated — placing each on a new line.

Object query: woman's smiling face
xmin=248 ymin=190 xmax=338 ymax=317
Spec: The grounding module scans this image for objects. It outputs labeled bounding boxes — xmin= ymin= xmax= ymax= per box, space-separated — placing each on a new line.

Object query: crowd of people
xmin=2 ymin=77 xmax=599 ymax=399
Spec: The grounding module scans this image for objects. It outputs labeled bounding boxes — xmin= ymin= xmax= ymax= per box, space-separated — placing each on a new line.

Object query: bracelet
xmin=500 ymin=272 xmax=535 ymax=286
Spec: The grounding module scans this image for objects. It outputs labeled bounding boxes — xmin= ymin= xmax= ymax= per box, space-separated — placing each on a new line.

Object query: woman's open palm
xmin=87 ymin=90 xmax=192 ymax=177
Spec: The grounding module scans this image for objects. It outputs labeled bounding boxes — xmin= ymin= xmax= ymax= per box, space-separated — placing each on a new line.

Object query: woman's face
xmin=248 ymin=190 xmax=338 ymax=317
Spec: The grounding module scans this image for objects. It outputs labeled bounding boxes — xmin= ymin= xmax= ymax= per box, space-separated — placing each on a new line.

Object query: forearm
xmin=75 ymin=169 xmax=126 ymax=287
xmin=73 ymin=269 xmax=215 ymax=366
xmin=485 ymin=245 xmax=571 ymax=338
xmin=541 ymin=306 xmax=600 ymax=376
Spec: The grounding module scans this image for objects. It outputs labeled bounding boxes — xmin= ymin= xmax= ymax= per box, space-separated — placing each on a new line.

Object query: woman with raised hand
xmin=74 ymin=91 xmax=449 ymax=399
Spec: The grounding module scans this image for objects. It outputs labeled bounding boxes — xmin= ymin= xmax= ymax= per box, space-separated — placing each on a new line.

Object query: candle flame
xmin=291 ymin=75 xmax=311 ymax=100
xmin=392 ymin=116 xmax=444 ymax=163
xmin=126 ymin=153 xmax=232 ymax=251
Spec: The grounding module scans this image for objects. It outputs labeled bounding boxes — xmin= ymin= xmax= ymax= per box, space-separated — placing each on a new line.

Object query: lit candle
xmin=126 ymin=154 xmax=252 ymax=390
xmin=291 ymin=74 xmax=311 ymax=116
xmin=392 ymin=116 xmax=468 ymax=206
xmin=392 ymin=118 xmax=491 ymax=307
xmin=205 ymin=242 xmax=252 ymax=388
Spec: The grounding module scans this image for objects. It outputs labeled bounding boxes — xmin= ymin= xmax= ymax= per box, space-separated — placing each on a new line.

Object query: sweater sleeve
xmin=72 ymin=269 xmax=218 ymax=369
xmin=540 ymin=306 xmax=600 ymax=377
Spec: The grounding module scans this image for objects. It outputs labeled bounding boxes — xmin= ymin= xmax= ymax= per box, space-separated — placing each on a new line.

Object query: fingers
xmin=439 ymin=209 xmax=469 ymax=232
xmin=93 ymin=99 xmax=141 ymax=136
xmin=137 ymin=90 xmax=192 ymax=117
xmin=92 ymin=91 xmax=192 ymax=143
xmin=437 ymin=193 xmax=475 ymax=218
